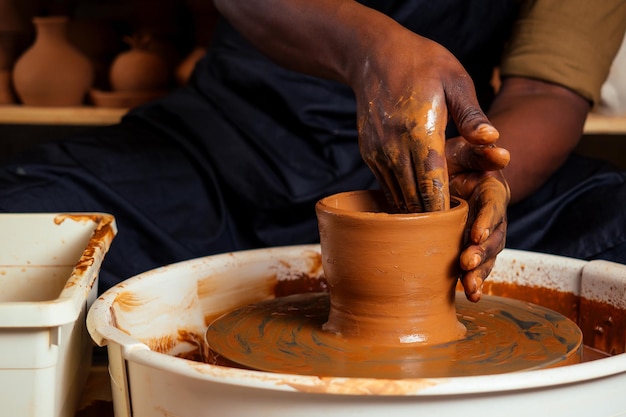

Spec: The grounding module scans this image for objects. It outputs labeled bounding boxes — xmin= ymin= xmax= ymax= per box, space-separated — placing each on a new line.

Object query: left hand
xmin=445 ymin=136 xmax=511 ymax=302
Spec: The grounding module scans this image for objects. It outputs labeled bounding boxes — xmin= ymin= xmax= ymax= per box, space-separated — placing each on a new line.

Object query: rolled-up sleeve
xmin=500 ymin=0 xmax=626 ymax=105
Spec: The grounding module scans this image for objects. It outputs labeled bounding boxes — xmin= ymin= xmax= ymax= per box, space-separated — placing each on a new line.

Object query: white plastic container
xmin=0 ymin=213 xmax=116 ymax=417
xmin=88 ymin=246 xmax=626 ymax=417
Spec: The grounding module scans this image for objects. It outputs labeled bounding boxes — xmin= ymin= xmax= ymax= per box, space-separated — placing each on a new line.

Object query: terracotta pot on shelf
xmin=315 ymin=190 xmax=468 ymax=346
xmin=91 ymin=34 xmax=170 ymax=109
xmin=12 ymin=16 xmax=94 ymax=107
xmin=109 ymin=34 xmax=170 ymax=93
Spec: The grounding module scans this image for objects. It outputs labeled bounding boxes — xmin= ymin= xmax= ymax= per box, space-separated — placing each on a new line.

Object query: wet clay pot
xmin=12 ymin=16 xmax=94 ymax=106
xmin=316 ymin=190 xmax=468 ymax=346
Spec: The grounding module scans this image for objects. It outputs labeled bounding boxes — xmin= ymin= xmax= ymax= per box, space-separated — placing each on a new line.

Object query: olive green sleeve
xmin=500 ymin=0 xmax=626 ymax=105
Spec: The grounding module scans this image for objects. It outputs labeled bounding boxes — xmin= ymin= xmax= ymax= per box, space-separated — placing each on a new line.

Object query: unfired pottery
xmin=315 ymin=190 xmax=468 ymax=346
xmin=12 ymin=16 xmax=94 ymax=107
xmin=109 ymin=34 xmax=170 ymax=92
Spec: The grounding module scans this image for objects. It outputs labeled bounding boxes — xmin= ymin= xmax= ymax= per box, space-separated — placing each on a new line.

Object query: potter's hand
xmin=355 ymin=31 xmax=499 ymax=213
xmin=446 ymin=137 xmax=511 ymax=302
xmin=214 ymin=1 xmax=498 ymax=211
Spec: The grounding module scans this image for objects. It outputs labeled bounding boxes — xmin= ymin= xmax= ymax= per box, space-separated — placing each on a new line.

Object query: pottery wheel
xmin=205 ymin=292 xmax=582 ymax=379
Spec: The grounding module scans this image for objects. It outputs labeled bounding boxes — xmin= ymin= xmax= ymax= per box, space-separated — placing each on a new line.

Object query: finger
xmin=444 ymin=74 xmax=500 ymax=145
xmin=476 ymin=145 xmax=511 ymax=170
xmin=460 ymin=258 xmax=494 ymax=303
xmin=368 ymin=162 xmax=407 ymax=212
xmin=460 ymin=220 xmax=506 ymax=270
xmin=406 ymin=98 xmax=449 ymax=211
xmin=414 ymin=146 xmax=448 ymax=211
xmin=459 ymin=221 xmax=507 ymax=302
xmin=450 ymin=142 xmax=511 ymax=173
xmin=395 ymin=154 xmax=424 ymax=212
xmin=467 ymin=176 xmax=509 ymax=244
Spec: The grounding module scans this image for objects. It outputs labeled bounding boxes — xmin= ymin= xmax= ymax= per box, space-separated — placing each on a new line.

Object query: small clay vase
xmin=316 ymin=190 xmax=468 ymax=346
xmin=109 ymin=34 xmax=170 ymax=92
xmin=12 ymin=16 xmax=94 ymax=106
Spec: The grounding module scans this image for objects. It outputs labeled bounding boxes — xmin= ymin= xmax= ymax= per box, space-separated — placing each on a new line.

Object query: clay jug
xmin=13 ymin=16 xmax=94 ymax=106
xmin=109 ymin=34 xmax=170 ymax=92
xmin=316 ymin=190 xmax=468 ymax=346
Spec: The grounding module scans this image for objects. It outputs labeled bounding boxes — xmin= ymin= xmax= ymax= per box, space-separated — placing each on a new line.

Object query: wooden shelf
xmin=584 ymin=112 xmax=626 ymax=135
xmin=1 ymin=105 xmax=625 ymax=134
xmin=0 ymin=105 xmax=127 ymax=126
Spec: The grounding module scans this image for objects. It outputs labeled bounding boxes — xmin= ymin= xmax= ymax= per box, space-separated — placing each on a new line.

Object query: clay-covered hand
xmin=446 ymin=137 xmax=511 ymax=302
xmin=354 ymin=29 xmax=500 ymax=213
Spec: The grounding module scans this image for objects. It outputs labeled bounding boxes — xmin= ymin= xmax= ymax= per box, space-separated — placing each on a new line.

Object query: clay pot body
xmin=109 ymin=36 xmax=170 ymax=92
xmin=316 ymin=190 xmax=468 ymax=346
xmin=13 ymin=16 xmax=94 ymax=106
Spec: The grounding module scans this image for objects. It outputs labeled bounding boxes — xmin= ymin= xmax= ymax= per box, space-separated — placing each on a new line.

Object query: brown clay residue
xmin=55 ymin=214 xmax=116 ymax=289
xmin=204 ymin=292 xmax=582 ymax=379
xmin=145 ymin=334 xmax=177 ymax=354
xmin=274 ymin=274 xmax=328 ymax=298
xmin=478 ymin=281 xmax=580 ymax=323
xmin=272 ymin=250 xmax=325 ymax=298
xmin=477 ymin=280 xmax=626 ymax=355
xmin=176 ymin=329 xmax=210 ymax=362
xmin=580 ymin=297 xmax=626 ymax=355
xmin=113 ymin=290 xmax=151 ymax=312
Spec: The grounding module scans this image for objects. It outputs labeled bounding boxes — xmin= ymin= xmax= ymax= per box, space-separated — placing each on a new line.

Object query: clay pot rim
xmin=316 ymin=190 xmax=467 ymax=220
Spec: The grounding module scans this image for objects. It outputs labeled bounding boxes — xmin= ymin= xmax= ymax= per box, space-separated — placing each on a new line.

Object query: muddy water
xmin=176 ymin=275 xmax=621 ymax=372
xmin=204 ymin=291 xmax=582 ymax=379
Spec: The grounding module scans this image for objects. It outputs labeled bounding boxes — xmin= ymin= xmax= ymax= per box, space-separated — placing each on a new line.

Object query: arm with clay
xmin=212 ymin=0 xmax=503 ymax=212
xmin=212 ymin=0 xmax=509 ymax=301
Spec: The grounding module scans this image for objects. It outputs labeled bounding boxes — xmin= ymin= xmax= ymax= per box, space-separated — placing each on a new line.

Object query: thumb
xmin=446 ymin=76 xmax=499 ymax=145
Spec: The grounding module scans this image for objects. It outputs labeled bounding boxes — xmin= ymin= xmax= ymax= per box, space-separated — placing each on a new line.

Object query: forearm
xmin=212 ymin=0 xmax=397 ymax=85
xmin=487 ymin=77 xmax=590 ymax=204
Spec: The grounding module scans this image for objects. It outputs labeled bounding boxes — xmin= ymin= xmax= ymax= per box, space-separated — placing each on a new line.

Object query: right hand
xmin=351 ymin=26 xmax=500 ymax=213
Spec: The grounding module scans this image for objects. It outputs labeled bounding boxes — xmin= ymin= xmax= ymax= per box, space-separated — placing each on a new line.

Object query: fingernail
xmin=466 ymin=277 xmax=483 ymax=302
xmin=476 ymin=124 xmax=499 ymax=140
xmin=480 ymin=228 xmax=490 ymax=243
xmin=470 ymin=253 xmax=482 ymax=269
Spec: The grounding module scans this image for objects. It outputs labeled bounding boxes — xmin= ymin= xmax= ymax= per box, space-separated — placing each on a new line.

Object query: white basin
xmin=87 ymin=246 xmax=626 ymax=417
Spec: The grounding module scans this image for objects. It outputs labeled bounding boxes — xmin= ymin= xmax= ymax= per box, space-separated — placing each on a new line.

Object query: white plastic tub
xmin=88 ymin=246 xmax=626 ymax=417
xmin=0 ymin=213 xmax=116 ymax=417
